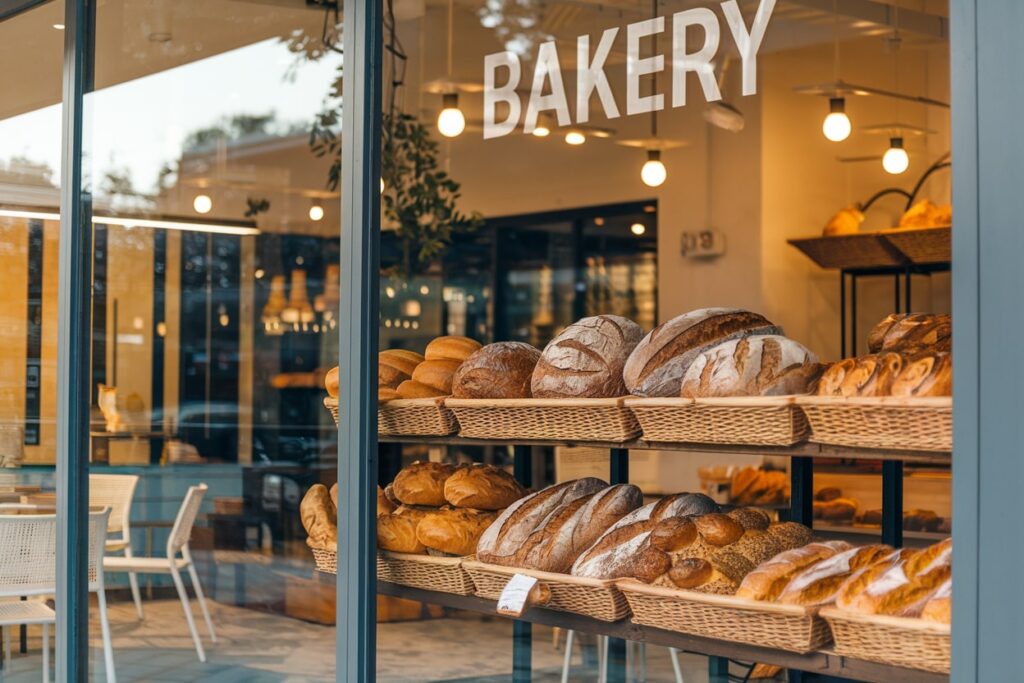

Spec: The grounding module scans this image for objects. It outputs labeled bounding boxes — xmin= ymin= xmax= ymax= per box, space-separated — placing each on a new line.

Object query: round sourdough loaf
xmin=531 ymin=315 xmax=642 ymax=398
xmin=679 ymin=335 xmax=820 ymax=397
xmin=391 ymin=461 xmax=458 ymax=506
xmin=443 ymin=464 xmax=526 ymax=510
xmin=452 ymin=341 xmax=541 ymax=399
xmin=623 ymin=308 xmax=782 ymax=397
xmin=415 ymin=507 xmax=498 ymax=556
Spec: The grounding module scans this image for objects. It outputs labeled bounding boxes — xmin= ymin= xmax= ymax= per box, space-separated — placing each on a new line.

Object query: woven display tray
xmin=324 ymin=396 xmax=459 ymax=436
xmin=821 ymin=607 xmax=950 ymax=673
xmin=311 ymin=547 xmax=338 ymax=574
xmin=796 ymin=396 xmax=952 ymax=452
xmin=880 ymin=226 xmax=951 ymax=265
xmin=618 ymin=581 xmax=831 ymax=653
xmin=377 ymin=551 xmax=475 ymax=595
xmin=462 ymin=559 xmax=631 ymax=622
xmin=788 ymin=234 xmax=906 ymax=270
xmin=625 ymin=396 xmax=810 ymax=446
xmin=445 ymin=398 xmax=640 ymax=443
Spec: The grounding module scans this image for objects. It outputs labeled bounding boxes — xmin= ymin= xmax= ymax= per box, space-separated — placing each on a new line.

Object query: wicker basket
xmin=822 ymin=607 xmax=950 ymax=673
xmin=324 ymin=396 xmax=459 ymax=436
xmin=625 ymin=396 xmax=810 ymax=446
xmin=445 ymin=398 xmax=640 ymax=443
xmin=618 ymin=581 xmax=831 ymax=653
xmin=462 ymin=559 xmax=631 ymax=622
xmin=788 ymin=234 xmax=906 ymax=270
xmin=796 ymin=396 xmax=952 ymax=452
xmin=311 ymin=548 xmax=338 ymax=575
xmin=881 ymin=226 xmax=951 ymax=265
xmin=377 ymin=552 xmax=476 ymax=595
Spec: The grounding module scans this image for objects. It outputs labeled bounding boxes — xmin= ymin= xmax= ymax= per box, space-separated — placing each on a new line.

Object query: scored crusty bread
xmin=391 ymin=461 xmax=458 ymax=506
xmin=377 ymin=486 xmax=396 ymax=517
xmin=452 ymin=342 xmax=542 ymax=399
xmin=476 ymin=478 xmax=606 ymax=565
xmin=834 ymin=548 xmax=918 ymax=609
xmin=425 ymin=336 xmax=482 ymax=362
xmin=531 ymin=315 xmax=643 ymax=398
xmin=891 ymin=351 xmax=952 ymax=397
xmin=377 ymin=505 xmax=430 ymax=554
xmin=443 ymin=464 xmax=525 ymax=510
xmin=845 ymin=556 xmax=950 ymax=616
xmin=679 ymin=335 xmax=820 ymax=398
xmin=415 ymin=507 xmax=498 ymax=556
xmin=921 ymin=578 xmax=951 ymax=624
xmin=735 ymin=541 xmax=852 ymax=601
xmin=777 ymin=544 xmax=892 ymax=606
xmin=623 ymin=308 xmax=783 ymax=397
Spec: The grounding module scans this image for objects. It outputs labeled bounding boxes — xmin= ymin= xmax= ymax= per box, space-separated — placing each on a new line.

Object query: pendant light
xmin=880 ymin=12 xmax=909 ymax=174
xmin=437 ymin=0 xmax=465 ymax=138
xmin=309 ymin=200 xmax=324 ymax=222
xmin=565 ymin=130 xmax=586 ymax=145
xmin=882 ymin=136 xmax=909 ymax=174
xmin=640 ymin=0 xmax=666 ymax=187
xmin=822 ymin=1 xmax=851 ymax=142
xmin=193 ymin=194 xmax=212 ymax=214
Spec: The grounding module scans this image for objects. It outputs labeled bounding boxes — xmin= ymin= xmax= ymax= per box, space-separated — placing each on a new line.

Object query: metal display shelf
xmin=377 ymin=581 xmax=948 ymax=683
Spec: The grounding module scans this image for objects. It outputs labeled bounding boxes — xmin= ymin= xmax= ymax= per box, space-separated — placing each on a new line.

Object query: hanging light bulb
xmin=630 ymin=223 xmax=646 ymax=236
xmin=193 ymin=194 xmax=212 ymax=214
xmin=564 ymin=130 xmax=586 ymax=145
xmin=532 ymin=114 xmax=551 ymax=137
xmin=882 ymin=136 xmax=909 ymax=174
xmin=437 ymin=93 xmax=465 ymax=138
xmin=380 ymin=178 xmax=385 ymax=192
xmin=308 ymin=201 xmax=324 ymax=222
xmin=822 ymin=97 xmax=852 ymax=142
xmin=641 ymin=150 xmax=667 ymax=187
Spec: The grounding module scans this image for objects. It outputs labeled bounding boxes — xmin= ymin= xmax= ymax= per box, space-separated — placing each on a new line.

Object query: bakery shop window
xmin=365 ymin=0 xmax=952 ymax=679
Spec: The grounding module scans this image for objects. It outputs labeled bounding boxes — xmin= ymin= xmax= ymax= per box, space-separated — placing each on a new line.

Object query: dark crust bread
xmin=452 ymin=342 xmax=542 ymax=399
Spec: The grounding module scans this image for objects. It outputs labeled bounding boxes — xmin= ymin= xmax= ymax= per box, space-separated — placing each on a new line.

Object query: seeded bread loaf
xmin=531 ymin=315 xmax=643 ymax=398
xmin=452 ymin=342 xmax=542 ymax=399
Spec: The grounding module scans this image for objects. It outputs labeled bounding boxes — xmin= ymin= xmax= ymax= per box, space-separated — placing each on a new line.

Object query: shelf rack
xmin=378 ymin=435 xmax=950 ymax=683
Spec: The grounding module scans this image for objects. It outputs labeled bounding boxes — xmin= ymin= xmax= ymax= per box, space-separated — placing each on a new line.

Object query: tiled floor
xmin=1 ymin=600 xmax=718 ymax=682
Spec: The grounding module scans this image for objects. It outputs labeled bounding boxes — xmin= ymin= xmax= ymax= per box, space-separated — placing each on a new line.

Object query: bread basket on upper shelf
xmin=625 ymin=396 xmax=810 ymax=447
xmin=462 ymin=559 xmax=631 ymax=622
xmin=444 ymin=398 xmax=641 ymax=443
xmin=323 ymin=396 xmax=459 ymax=436
xmin=821 ymin=607 xmax=950 ymax=674
xmin=795 ymin=395 xmax=952 ymax=452
xmin=617 ymin=580 xmax=832 ymax=654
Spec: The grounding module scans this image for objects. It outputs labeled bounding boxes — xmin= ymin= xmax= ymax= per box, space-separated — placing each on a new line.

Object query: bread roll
xmin=452 ymin=342 xmax=542 ymax=399
xmin=377 ymin=485 xmax=396 ymax=517
xmin=329 ymin=483 xmax=338 ymax=510
xmin=425 ymin=336 xmax=482 ymax=362
xmin=379 ymin=386 xmax=401 ymax=402
xmin=813 ymin=498 xmax=858 ymax=522
xmin=377 ymin=506 xmax=429 ymax=554
xmin=476 ymin=478 xmax=607 ymax=565
xmin=415 ymin=507 xmax=498 ymax=556
xmin=823 ymin=206 xmax=865 ymax=236
xmin=300 ymin=484 xmax=338 ymax=550
xmin=325 ymin=367 xmax=340 ymax=398
xmin=766 ymin=522 xmax=814 ymax=549
xmin=411 ymin=359 xmax=461 ymax=395
xmin=379 ymin=349 xmax=424 ymax=388
xmin=391 ymin=461 xmax=458 ymax=506
xmin=921 ymin=579 xmax=951 ymax=624
xmin=735 ymin=541 xmax=852 ymax=601
xmin=531 ymin=315 xmax=643 ymax=398
xmin=395 ymin=380 xmax=447 ymax=399
xmin=777 ymin=544 xmax=892 ymax=606
xmin=667 ymin=557 xmax=741 ymax=594
xmin=680 ymin=335 xmax=820 ymax=398
xmin=891 ymin=352 xmax=952 ymax=397
xmin=623 ymin=308 xmax=782 ymax=397
xmin=443 ymin=464 xmax=526 ymax=510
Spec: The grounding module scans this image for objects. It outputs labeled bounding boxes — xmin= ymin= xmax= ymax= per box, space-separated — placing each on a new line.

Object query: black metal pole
xmin=882 ymin=461 xmax=904 ymax=547
xmin=55 ymin=0 xmax=93 ymax=679
xmin=708 ymin=655 xmax=729 ymax=683
xmin=839 ymin=272 xmax=847 ymax=358
xmin=512 ymin=445 xmax=532 ymax=682
xmin=337 ymin=0 xmax=383 ymax=680
xmin=790 ymin=457 xmax=814 ymax=527
xmin=850 ymin=273 xmax=859 ymax=357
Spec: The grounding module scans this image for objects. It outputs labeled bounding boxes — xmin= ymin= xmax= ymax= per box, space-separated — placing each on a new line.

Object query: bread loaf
xmin=813 ymin=498 xmax=858 ymax=522
xmin=667 ymin=557 xmax=742 ymax=594
xmin=391 ymin=462 xmax=458 ymax=506
xmin=415 ymin=508 xmax=498 ymax=556
xmin=300 ymin=484 xmax=337 ymax=550
xmin=845 ymin=556 xmax=951 ymax=616
xmin=476 ymin=478 xmax=607 ymax=565
xmin=890 ymin=352 xmax=952 ymax=397
xmin=680 ymin=335 xmax=820 ymax=398
xmin=735 ymin=541 xmax=852 ymax=601
xmin=823 ymin=206 xmax=865 ymax=236
xmin=379 ymin=386 xmax=401 ymax=402
xmin=395 ymin=380 xmax=447 ymax=399
xmin=425 ymin=336 xmax=483 ymax=362
xmin=325 ymin=367 xmax=340 ymax=398
xmin=377 ymin=485 xmax=396 ymax=517
xmin=531 ymin=315 xmax=643 ymax=398
xmin=443 ymin=464 xmax=526 ymax=510
xmin=623 ymin=309 xmax=782 ymax=397
xmin=379 ymin=349 xmax=425 ymax=388
xmin=452 ymin=342 xmax=542 ymax=399
xmin=329 ymin=482 xmax=338 ymax=510
xmin=377 ymin=505 xmax=429 ymax=554
xmin=868 ymin=313 xmax=951 ymax=354
xmin=777 ymin=544 xmax=892 ymax=606
xmin=921 ymin=579 xmax=951 ymax=624
xmin=834 ymin=548 xmax=917 ymax=609
xmin=411 ymin=358 xmax=462 ymax=395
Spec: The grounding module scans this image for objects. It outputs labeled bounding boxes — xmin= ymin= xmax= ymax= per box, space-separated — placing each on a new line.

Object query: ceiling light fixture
xmin=630 ymin=223 xmax=646 ymax=236
xmin=0 ymin=208 xmax=259 ymax=236
xmin=823 ymin=97 xmax=852 ymax=142
xmin=309 ymin=201 xmax=325 ymax=222
xmin=641 ymin=150 xmax=667 ymax=188
xmin=564 ymin=130 xmax=586 ymax=145
xmin=436 ymin=0 xmax=465 ymax=139
xmin=192 ymin=194 xmax=212 ymax=214
xmin=882 ymin=136 xmax=909 ymax=174
xmin=52 ymin=23 xmax=64 ymax=30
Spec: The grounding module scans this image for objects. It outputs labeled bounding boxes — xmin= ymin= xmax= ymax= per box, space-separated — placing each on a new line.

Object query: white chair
xmin=90 ymin=474 xmax=143 ymax=619
xmin=0 ymin=509 xmax=116 ymax=683
xmin=104 ymin=484 xmax=216 ymax=662
xmin=561 ymin=632 xmax=684 ymax=683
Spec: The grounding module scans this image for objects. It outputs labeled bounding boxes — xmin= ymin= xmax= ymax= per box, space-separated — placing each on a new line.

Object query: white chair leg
xmin=96 ymin=589 xmax=117 ymax=683
xmin=4 ymin=625 xmax=11 ymax=673
xmin=669 ymin=647 xmax=684 ymax=683
xmin=186 ymin=561 xmax=217 ymax=643
xmin=560 ymin=629 xmax=575 ymax=683
xmin=43 ymin=623 xmax=50 ymax=683
xmin=598 ymin=635 xmax=608 ymax=683
xmin=171 ymin=566 xmax=206 ymax=662
xmin=123 ymin=546 xmax=144 ymax=620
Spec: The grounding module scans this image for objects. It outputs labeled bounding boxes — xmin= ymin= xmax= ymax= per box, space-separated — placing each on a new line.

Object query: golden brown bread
xmin=379 ymin=386 xmax=401 ymax=402
xmin=921 ymin=579 xmax=951 ymax=624
xmin=377 ymin=506 xmax=429 ymax=554
xmin=823 ymin=205 xmax=865 ymax=236
xmin=531 ymin=315 xmax=643 ymax=398
xmin=425 ymin=336 xmax=482 ymax=362
xmin=845 ymin=557 xmax=950 ymax=616
xmin=377 ymin=486 xmax=396 ymax=517
xmin=730 ymin=468 xmax=789 ymax=506
xmin=379 ymin=349 xmax=424 ymax=388
xmin=777 ymin=544 xmax=892 ymax=606
xmin=329 ymin=483 xmax=338 ymax=510
xmin=415 ymin=507 xmax=498 ymax=556
xmin=395 ymin=380 xmax=447 ymax=399
xmin=816 ymin=358 xmax=858 ymax=396
xmin=904 ymin=538 xmax=952 ymax=578
xmin=899 ymin=200 xmax=952 ymax=229
xmin=666 ymin=557 xmax=740 ymax=594
xmin=834 ymin=548 xmax=918 ymax=609
xmin=300 ymin=484 xmax=338 ymax=550
xmin=325 ymin=367 xmax=340 ymax=398
xmin=735 ymin=541 xmax=852 ymax=601
xmin=391 ymin=461 xmax=458 ymax=506
xmin=443 ymin=464 xmax=526 ymax=510
xmin=891 ymin=352 xmax=952 ymax=397
xmin=813 ymin=497 xmax=858 ymax=522
xmin=452 ymin=342 xmax=542 ymax=399
xmin=679 ymin=335 xmax=820 ymax=398
xmin=411 ymin=359 xmax=462 ymax=395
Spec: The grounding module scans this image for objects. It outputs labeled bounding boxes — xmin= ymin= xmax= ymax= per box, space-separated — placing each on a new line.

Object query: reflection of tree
xmin=0 ymin=156 xmax=56 ymax=187
xmin=182 ymin=112 xmax=307 ymax=153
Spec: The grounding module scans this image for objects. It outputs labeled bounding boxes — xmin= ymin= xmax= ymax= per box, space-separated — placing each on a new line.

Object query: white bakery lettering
xmin=483 ymin=0 xmax=774 ymax=139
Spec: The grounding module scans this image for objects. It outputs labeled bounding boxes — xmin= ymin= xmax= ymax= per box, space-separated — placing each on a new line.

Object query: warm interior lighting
xmin=532 ymin=124 xmax=550 ymax=137
xmin=437 ymin=93 xmax=466 ymax=138
xmin=309 ymin=203 xmax=324 ymax=221
xmin=564 ymin=130 xmax=586 ymax=146
xmin=822 ymin=97 xmax=852 ymax=142
xmin=630 ymin=223 xmax=646 ymax=236
xmin=882 ymin=137 xmax=909 ymax=174
xmin=0 ymin=208 xmax=260 ymax=236
xmin=640 ymin=150 xmax=667 ymax=187
xmin=192 ymin=194 xmax=212 ymax=214
xmin=53 ymin=23 xmax=65 ymax=30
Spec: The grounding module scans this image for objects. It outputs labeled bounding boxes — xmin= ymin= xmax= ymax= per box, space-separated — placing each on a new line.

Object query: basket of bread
xmin=880 ymin=199 xmax=952 ymax=265
xmin=463 ymin=478 xmax=655 ymax=622
xmin=797 ymin=313 xmax=952 ymax=452
xmin=374 ymin=462 xmax=527 ymax=595
xmin=446 ymin=316 xmax=642 ymax=442
xmin=623 ymin=309 xmax=819 ymax=446
xmin=821 ymin=538 xmax=952 ymax=673
xmin=299 ymin=482 xmax=341 ymax=574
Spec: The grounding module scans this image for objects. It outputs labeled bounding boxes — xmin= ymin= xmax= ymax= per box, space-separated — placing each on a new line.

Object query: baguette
xmin=834 ymin=548 xmax=918 ymax=609
xmin=735 ymin=541 xmax=851 ymax=601
xmin=921 ymin=578 xmax=951 ymax=624
xmin=777 ymin=544 xmax=892 ymax=606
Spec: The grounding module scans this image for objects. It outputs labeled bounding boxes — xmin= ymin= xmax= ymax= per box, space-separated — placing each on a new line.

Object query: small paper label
xmin=496 ymin=574 xmax=539 ymax=617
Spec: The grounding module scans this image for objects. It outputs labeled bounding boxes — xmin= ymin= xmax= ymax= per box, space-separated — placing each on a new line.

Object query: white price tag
xmin=496 ymin=574 xmax=540 ymax=617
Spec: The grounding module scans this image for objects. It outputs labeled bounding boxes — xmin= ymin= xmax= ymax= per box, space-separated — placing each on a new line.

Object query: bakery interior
xmin=0 ymin=0 xmax=952 ymax=681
